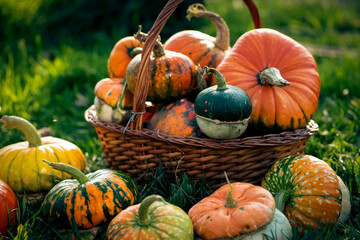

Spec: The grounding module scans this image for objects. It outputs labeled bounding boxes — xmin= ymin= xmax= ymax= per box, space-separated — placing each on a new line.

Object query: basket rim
xmin=85 ymin=105 xmax=318 ymax=150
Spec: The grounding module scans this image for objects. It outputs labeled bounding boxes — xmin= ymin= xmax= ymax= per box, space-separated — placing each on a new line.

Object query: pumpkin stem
xmin=259 ymin=67 xmax=290 ymax=87
xmin=205 ymin=66 xmax=227 ymax=90
xmin=138 ymin=195 xmax=166 ymax=226
xmin=42 ymin=160 xmax=89 ymax=184
xmin=274 ymin=191 xmax=290 ymax=212
xmin=224 ymin=172 xmax=237 ymax=208
xmin=0 ymin=115 xmax=43 ymax=147
xmin=186 ymin=3 xmax=230 ymax=51
xmin=134 ymin=27 xmax=165 ymax=58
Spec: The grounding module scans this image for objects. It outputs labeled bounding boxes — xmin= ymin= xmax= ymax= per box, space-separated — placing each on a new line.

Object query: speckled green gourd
xmin=107 ymin=195 xmax=194 ymax=239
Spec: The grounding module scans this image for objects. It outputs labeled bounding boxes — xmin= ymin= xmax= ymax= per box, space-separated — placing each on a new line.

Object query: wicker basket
xmin=85 ymin=0 xmax=319 ymax=190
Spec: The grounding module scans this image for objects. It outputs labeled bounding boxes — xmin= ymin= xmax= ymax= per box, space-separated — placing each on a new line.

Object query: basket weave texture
xmin=85 ymin=0 xmax=319 ymax=190
xmin=86 ymin=106 xmax=318 ymax=189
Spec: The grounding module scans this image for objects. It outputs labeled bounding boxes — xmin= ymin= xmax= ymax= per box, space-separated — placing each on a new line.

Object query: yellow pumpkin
xmin=0 ymin=115 xmax=86 ymax=193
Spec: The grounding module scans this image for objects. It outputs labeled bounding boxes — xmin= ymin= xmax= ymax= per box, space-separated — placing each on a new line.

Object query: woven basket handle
xmin=131 ymin=0 xmax=184 ymax=130
xmin=131 ymin=0 xmax=261 ymax=130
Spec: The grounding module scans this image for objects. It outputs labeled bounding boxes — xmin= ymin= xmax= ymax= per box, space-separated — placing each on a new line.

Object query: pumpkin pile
xmin=93 ymin=1 xmax=320 ymax=139
xmin=0 ymin=1 xmax=352 ymax=239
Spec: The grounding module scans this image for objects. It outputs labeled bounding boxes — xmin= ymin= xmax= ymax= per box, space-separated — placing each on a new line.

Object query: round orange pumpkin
xmin=188 ymin=179 xmax=278 ymax=239
xmin=164 ymin=3 xmax=230 ymax=68
xmin=107 ymin=36 xmax=142 ymax=78
xmin=216 ymin=28 xmax=321 ymax=133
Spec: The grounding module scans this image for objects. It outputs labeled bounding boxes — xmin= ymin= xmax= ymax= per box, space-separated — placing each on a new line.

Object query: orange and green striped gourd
xmin=126 ymin=32 xmax=196 ymax=104
xmin=262 ymin=155 xmax=351 ymax=233
xmin=41 ymin=160 xmax=138 ymax=229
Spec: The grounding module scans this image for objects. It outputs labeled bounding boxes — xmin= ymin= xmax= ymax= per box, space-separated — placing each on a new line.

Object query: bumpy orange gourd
xmin=107 ymin=36 xmax=142 ymax=78
xmin=262 ymin=155 xmax=351 ymax=233
xmin=164 ymin=3 xmax=230 ymax=68
xmin=188 ymin=178 xmax=276 ymax=239
xmin=216 ymin=28 xmax=321 ymax=133
xmin=146 ymin=100 xmax=200 ymax=137
xmin=126 ymin=34 xmax=196 ymax=104
xmin=0 ymin=116 xmax=86 ymax=193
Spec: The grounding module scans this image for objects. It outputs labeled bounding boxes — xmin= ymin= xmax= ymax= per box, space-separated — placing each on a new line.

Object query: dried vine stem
xmin=131 ymin=0 xmax=184 ymax=130
xmin=243 ymin=0 xmax=262 ymax=28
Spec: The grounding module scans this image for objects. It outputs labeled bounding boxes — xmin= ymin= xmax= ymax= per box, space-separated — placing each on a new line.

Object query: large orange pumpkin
xmin=107 ymin=36 xmax=142 ymax=78
xmin=164 ymin=3 xmax=230 ymax=68
xmin=216 ymin=28 xmax=321 ymax=133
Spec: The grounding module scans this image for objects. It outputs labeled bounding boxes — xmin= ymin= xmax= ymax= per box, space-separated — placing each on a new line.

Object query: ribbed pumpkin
xmin=41 ymin=160 xmax=138 ymax=229
xmin=126 ymin=32 xmax=196 ymax=104
xmin=164 ymin=3 xmax=230 ymax=68
xmin=262 ymin=155 xmax=351 ymax=233
xmin=194 ymin=67 xmax=252 ymax=139
xmin=107 ymin=36 xmax=142 ymax=78
xmin=0 ymin=116 xmax=86 ymax=193
xmin=216 ymin=28 xmax=321 ymax=133
xmin=107 ymin=195 xmax=194 ymax=240
xmin=94 ymin=77 xmax=133 ymax=123
xmin=188 ymin=174 xmax=292 ymax=240
xmin=0 ymin=179 xmax=18 ymax=236
xmin=146 ymin=99 xmax=201 ymax=137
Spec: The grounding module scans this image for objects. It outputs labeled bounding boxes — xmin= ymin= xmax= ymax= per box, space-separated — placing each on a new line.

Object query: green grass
xmin=1 ymin=0 xmax=360 ymax=239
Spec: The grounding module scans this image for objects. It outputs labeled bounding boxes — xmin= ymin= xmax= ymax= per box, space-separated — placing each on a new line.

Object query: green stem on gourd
xmin=274 ymin=191 xmax=290 ymax=212
xmin=0 ymin=115 xmax=43 ymax=147
xmin=42 ymin=160 xmax=89 ymax=184
xmin=138 ymin=195 xmax=166 ymax=226
xmin=186 ymin=3 xmax=230 ymax=51
xmin=205 ymin=66 xmax=227 ymax=90
xmin=224 ymin=172 xmax=237 ymax=209
xmin=259 ymin=67 xmax=290 ymax=87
